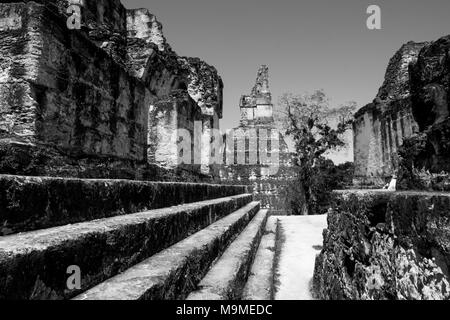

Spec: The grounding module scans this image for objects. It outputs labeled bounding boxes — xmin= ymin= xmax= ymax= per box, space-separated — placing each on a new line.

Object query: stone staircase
xmin=0 ymin=175 xmax=280 ymax=300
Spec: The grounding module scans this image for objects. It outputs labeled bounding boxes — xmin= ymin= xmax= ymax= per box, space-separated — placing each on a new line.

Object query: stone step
xmin=187 ymin=209 xmax=269 ymax=300
xmin=0 ymin=194 xmax=253 ymax=300
xmin=74 ymin=202 xmax=261 ymax=300
xmin=275 ymin=215 xmax=327 ymax=300
xmin=0 ymin=175 xmax=248 ymax=235
xmin=242 ymin=216 xmax=278 ymax=300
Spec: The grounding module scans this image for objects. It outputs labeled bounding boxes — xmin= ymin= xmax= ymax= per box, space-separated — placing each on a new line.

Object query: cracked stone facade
xmin=0 ymin=0 xmax=223 ymax=178
xmin=313 ymin=190 xmax=450 ymax=300
xmin=398 ymin=35 xmax=450 ymax=190
xmin=353 ymin=42 xmax=426 ymax=187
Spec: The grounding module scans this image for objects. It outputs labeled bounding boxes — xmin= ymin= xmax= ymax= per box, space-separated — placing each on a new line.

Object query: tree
xmin=275 ymin=90 xmax=356 ymax=215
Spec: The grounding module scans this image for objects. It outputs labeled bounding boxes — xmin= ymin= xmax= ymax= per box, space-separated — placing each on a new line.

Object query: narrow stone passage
xmin=274 ymin=215 xmax=327 ymax=300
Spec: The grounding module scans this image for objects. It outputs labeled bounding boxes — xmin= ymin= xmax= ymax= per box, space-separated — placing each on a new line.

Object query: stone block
xmin=313 ymin=190 xmax=450 ymax=300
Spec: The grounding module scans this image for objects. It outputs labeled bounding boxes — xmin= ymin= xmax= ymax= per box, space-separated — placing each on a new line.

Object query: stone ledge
xmin=187 ymin=209 xmax=269 ymax=300
xmin=242 ymin=216 xmax=277 ymax=300
xmin=313 ymin=189 xmax=450 ymax=300
xmin=0 ymin=174 xmax=249 ymax=235
xmin=74 ymin=202 xmax=261 ymax=300
xmin=0 ymin=194 xmax=253 ymax=300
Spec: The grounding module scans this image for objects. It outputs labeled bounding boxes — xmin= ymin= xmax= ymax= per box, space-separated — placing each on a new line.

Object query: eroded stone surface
xmin=353 ymin=42 xmax=427 ymax=187
xmin=0 ymin=0 xmax=224 ymax=178
xmin=0 ymin=193 xmax=253 ymax=300
xmin=0 ymin=174 xmax=248 ymax=235
xmin=313 ymin=190 xmax=450 ymax=300
xmin=242 ymin=216 xmax=278 ymax=300
xmin=187 ymin=210 xmax=269 ymax=300
xmin=398 ymin=35 xmax=450 ymax=190
xmin=74 ymin=202 xmax=261 ymax=300
xmin=178 ymin=57 xmax=223 ymax=118
xmin=410 ymin=36 xmax=450 ymax=131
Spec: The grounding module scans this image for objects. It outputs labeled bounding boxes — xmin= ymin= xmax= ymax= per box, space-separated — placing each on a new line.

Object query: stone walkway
xmin=274 ymin=215 xmax=328 ymax=300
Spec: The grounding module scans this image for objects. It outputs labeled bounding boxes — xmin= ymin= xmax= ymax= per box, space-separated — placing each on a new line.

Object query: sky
xmin=122 ymin=0 xmax=450 ymax=163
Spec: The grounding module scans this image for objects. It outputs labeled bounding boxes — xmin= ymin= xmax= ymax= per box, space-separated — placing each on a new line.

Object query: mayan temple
xmin=219 ymin=65 xmax=296 ymax=213
xmin=353 ymin=42 xmax=427 ymax=186
xmin=239 ymin=65 xmax=274 ymax=126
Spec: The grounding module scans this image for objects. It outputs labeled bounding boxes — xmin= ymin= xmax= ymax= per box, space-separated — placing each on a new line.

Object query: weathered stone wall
xmin=219 ymin=163 xmax=297 ymax=213
xmin=398 ymin=119 xmax=450 ymax=192
xmin=80 ymin=0 xmax=129 ymax=65
xmin=353 ymin=100 xmax=418 ymax=187
xmin=313 ymin=190 xmax=450 ymax=300
xmin=126 ymin=8 xmax=187 ymax=96
xmin=2 ymin=0 xmax=129 ymax=65
xmin=0 ymin=174 xmax=248 ymax=235
xmin=0 ymin=0 xmax=224 ymax=179
xmin=0 ymin=3 xmax=41 ymax=143
xmin=410 ymin=36 xmax=450 ymax=132
xmin=148 ymin=90 xmax=203 ymax=172
xmin=0 ymin=2 xmax=150 ymax=163
xmin=397 ymin=35 xmax=450 ymax=190
xmin=178 ymin=57 xmax=223 ymax=119
xmin=353 ymin=42 xmax=426 ymax=187
xmin=178 ymin=57 xmax=223 ymax=174
xmin=239 ymin=65 xmax=273 ymax=126
xmin=125 ymin=8 xmax=223 ymax=175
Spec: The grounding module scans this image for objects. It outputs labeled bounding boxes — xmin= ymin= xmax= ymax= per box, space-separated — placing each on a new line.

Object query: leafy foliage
xmin=275 ymin=90 xmax=356 ymax=215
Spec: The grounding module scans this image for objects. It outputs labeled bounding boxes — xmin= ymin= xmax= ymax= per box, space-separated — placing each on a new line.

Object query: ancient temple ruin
xmin=314 ymin=35 xmax=450 ymax=300
xmin=0 ymin=0 xmax=222 ymax=180
xmin=0 ymin=0 xmax=277 ymax=300
xmin=1 ymin=0 xmax=449 ymax=302
xmin=219 ymin=65 xmax=297 ymax=213
xmin=353 ymin=42 xmax=427 ymax=187
xmin=239 ymin=65 xmax=274 ymax=126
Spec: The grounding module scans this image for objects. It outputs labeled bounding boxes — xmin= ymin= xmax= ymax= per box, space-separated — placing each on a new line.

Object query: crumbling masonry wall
xmin=0 ymin=2 xmax=149 ymax=161
xmin=398 ymin=35 xmax=450 ymax=190
xmin=353 ymin=100 xmax=418 ymax=186
xmin=314 ymin=190 xmax=450 ymax=300
xmin=0 ymin=0 xmax=224 ymax=179
xmin=353 ymin=42 xmax=426 ymax=187
xmin=148 ymin=90 xmax=202 ymax=173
